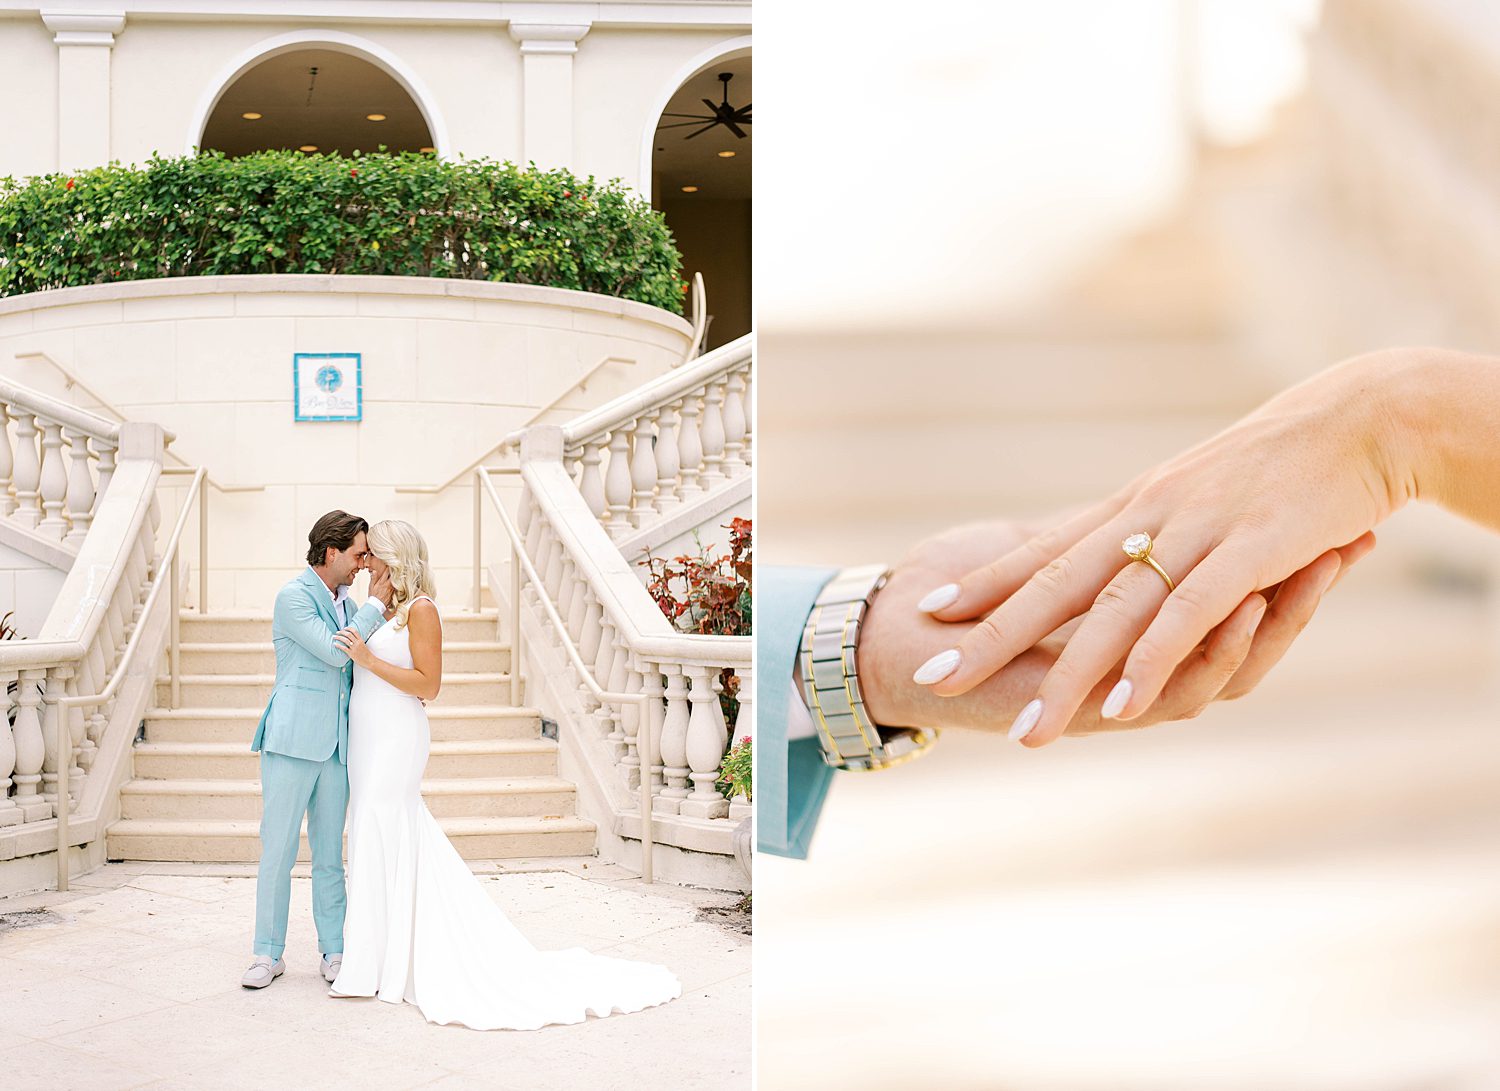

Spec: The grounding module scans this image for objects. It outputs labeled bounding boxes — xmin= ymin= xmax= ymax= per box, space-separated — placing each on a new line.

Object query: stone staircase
xmin=105 ymin=608 xmax=597 ymax=862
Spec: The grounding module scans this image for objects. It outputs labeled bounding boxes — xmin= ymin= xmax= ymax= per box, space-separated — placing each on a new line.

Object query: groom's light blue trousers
xmin=252 ymin=749 xmax=348 ymax=959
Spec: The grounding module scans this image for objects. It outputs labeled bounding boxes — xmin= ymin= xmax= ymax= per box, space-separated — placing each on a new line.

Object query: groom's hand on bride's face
xmin=857 ymin=519 xmax=1364 ymax=739
xmin=368 ymin=567 xmax=393 ymax=605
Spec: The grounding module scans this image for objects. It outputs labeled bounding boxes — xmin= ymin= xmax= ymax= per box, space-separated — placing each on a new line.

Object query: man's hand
xmin=367 ymin=567 xmax=393 ymax=609
xmin=855 ymin=518 xmax=1372 ymax=739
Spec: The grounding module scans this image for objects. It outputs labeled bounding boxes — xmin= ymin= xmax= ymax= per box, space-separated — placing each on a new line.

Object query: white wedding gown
xmin=330 ymin=597 xmax=682 ymax=1029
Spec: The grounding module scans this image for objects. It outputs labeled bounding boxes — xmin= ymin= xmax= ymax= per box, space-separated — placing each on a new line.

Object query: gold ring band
xmin=1122 ymin=532 xmax=1175 ymax=592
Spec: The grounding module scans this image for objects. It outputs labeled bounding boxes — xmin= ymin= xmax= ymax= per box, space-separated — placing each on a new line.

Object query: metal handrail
xmin=552 ymin=333 xmax=752 ymax=454
xmin=404 ymin=354 xmax=638 ymax=494
xmin=475 ymin=466 xmax=657 ymax=883
xmin=0 ymin=373 xmax=124 ymax=442
xmin=51 ymin=466 xmax=207 ymax=891
xmin=13 ymin=351 xmax=262 ymax=494
xmin=683 ymin=271 xmax=707 ymax=365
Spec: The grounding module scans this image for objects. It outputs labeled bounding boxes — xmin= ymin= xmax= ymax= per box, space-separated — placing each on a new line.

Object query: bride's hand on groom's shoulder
xmin=856 ymin=517 xmax=1374 ymax=741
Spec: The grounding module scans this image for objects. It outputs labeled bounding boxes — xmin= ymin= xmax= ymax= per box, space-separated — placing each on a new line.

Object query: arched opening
xmin=651 ymin=53 xmax=751 ymax=351
xmin=200 ymin=47 xmax=434 ymax=157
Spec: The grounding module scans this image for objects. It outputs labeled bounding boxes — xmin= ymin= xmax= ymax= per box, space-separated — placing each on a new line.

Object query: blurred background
xmin=756 ymin=1 xmax=1500 ymax=1088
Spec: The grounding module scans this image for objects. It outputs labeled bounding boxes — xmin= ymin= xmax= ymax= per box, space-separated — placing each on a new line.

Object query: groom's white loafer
xmin=242 ymin=955 xmax=285 ymax=989
xmin=321 ymin=953 xmax=343 ymax=983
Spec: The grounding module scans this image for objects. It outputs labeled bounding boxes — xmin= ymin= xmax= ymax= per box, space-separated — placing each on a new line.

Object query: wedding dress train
xmin=330 ymin=596 xmax=682 ymax=1029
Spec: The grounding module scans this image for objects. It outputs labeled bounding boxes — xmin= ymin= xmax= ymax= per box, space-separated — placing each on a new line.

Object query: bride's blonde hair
xmin=366 ymin=519 xmax=436 ymax=630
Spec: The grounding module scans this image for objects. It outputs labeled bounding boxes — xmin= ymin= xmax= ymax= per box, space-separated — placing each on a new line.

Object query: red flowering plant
xmin=639 ymin=517 xmax=751 ymax=734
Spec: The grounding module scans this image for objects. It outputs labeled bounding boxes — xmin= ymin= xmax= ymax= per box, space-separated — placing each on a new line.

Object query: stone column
xmin=508 ymin=10 xmax=591 ymax=169
xmin=42 ymin=11 xmax=126 ymax=172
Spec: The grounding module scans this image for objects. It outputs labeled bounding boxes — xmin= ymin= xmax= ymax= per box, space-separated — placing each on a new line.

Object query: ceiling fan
xmin=658 ymin=72 xmax=751 ymax=140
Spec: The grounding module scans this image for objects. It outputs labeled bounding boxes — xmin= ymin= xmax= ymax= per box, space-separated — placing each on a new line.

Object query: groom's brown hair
xmin=306 ymin=510 xmax=369 ymax=568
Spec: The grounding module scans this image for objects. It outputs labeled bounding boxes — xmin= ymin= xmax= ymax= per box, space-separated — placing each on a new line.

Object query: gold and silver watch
xmin=798 ymin=564 xmax=941 ymax=772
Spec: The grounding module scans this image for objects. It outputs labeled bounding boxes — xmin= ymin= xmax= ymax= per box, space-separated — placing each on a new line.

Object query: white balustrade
xmin=0 ymin=377 xmax=126 ymax=547
xmin=0 ymin=387 xmax=179 ymax=884
xmin=489 ymin=411 xmax=752 ymax=870
xmin=552 ymin=335 xmax=753 ymax=539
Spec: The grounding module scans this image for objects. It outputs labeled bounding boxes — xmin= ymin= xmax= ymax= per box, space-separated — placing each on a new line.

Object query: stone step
xmin=143 ymin=706 xmax=542 ymax=745
xmin=106 ymin=814 xmax=597 ymax=863
xmin=118 ymin=776 xmax=579 ymax=821
xmin=130 ymin=739 xmax=560 ymax=780
xmin=153 ymin=672 xmax=513 ymax=709
xmin=174 ymin=610 xmax=501 ymax=643
xmin=168 ymin=640 xmax=511 ymax=674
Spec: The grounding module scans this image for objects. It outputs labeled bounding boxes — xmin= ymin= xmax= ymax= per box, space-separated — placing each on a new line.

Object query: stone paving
xmin=0 ymin=858 xmax=750 ymax=1091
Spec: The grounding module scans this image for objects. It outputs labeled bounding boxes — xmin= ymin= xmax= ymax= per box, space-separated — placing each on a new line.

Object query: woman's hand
xmin=856 ymin=516 xmax=1374 ymax=739
xmin=913 ymin=350 xmax=1411 ymax=746
xmin=333 ymin=626 xmax=373 ymax=668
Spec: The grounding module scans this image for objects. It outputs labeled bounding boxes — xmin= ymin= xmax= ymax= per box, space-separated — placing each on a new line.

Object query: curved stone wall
xmin=0 ymin=275 xmax=691 ymax=607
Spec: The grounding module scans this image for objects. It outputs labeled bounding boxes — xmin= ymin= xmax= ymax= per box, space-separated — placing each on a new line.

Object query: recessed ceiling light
xmin=681 ymin=185 xmax=699 ymax=193
xmin=241 ymin=112 xmax=262 ymax=120
xmin=299 ymin=145 xmax=318 ymax=152
xmin=717 ymin=150 xmax=736 ymax=158
xmin=366 ymin=113 xmax=386 ymax=122
xmin=419 ymin=146 xmax=436 ymax=153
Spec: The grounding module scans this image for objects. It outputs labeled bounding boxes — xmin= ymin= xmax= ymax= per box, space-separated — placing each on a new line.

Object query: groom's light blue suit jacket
xmin=250 ymin=567 xmax=386 ymax=766
xmin=758 ymin=565 xmax=839 ymax=860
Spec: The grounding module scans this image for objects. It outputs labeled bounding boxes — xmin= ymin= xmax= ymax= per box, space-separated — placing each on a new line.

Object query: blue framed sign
xmin=293 ymin=353 xmax=362 ymax=422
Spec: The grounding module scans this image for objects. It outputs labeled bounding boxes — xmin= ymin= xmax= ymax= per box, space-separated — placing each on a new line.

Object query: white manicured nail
xmin=1102 ymin=679 xmax=1133 ymax=719
xmin=1009 ymin=698 xmax=1044 ymax=741
xmin=917 ymin=583 xmax=961 ymax=613
xmin=913 ymin=648 xmax=962 ymax=685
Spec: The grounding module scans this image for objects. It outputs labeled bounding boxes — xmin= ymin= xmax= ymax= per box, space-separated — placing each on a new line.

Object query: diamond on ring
xmin=1122 ymin=532 xmax=1153 ymax=561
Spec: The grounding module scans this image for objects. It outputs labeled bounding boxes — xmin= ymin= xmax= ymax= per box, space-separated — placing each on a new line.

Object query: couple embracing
xmin=240 ymin=510 xmax=680 ymax=1030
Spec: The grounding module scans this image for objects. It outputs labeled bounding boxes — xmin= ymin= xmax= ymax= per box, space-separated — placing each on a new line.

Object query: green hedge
xmin=0 ymin=151 xmax=684 ymax=312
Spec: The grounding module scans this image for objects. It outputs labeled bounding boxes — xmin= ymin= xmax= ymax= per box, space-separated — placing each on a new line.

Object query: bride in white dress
xmin=328 ymin=519 xmax=681 ymax=1030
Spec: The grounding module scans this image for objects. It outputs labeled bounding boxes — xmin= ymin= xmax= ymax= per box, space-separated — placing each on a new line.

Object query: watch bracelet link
xmin=799 ymin=564 xmax=940 ymax=772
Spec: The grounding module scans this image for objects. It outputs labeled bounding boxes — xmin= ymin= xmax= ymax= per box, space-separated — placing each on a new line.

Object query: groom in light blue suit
xmin=242 ymin=510 xmax=392 ymax=990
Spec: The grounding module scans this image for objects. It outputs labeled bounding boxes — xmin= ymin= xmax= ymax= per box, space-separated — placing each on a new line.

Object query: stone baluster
xmin=604 ymin=630 xmax=630 ymax=755
xmin=681 ymin=664 xmax=730 ymax=818
xmin=65 ymin=664 xmax=93 ymax=772
xmin=655 ymin=664 xmax=691 ymax=812
xmin=0 ymin=402 xmax=14 ymax=517
xmin=516 ymin=487 xmax=533 ymax=537
xmin=37 ymin=419 xmax=69 ymax=539
xmin=104 ymin=581 xmax=127 ymax=674
xmin=41 ymin=666 xmax=81 ymax=813
xmin=722 ymin=372 xmax=748 ymax=478
xmin=677 ymin=394 xmax=704 ymax=502
xmin=603 ymin=428 xmax=633 ymax=536
xmin=592 ymin=614 xmax=618 ymax=698
xmin=0 ymin=670 xmax=22 ymax=827
xmin=566 ymin=559 xmax=593 ymax=644
xmin=577 ymin=440 xmax=606 ymax=519
xmin=556 ymin=553 xmax=580 ymax=636
xmin=11 ymin=670 xmax=50 ymax=821
xmin=83 ymin=642 xmax=107 ymax=750
xmin=12 ymin=411 xmax=42 ymax=529
xmin=653 ymin=402 xmax=682 ymax=514
xmin=619 ymin=656 xmax=645 ymax=788
xmin=742 ymin=364 xmax=754 ymax=465
xmin=93 ymin=437 xmax=116 ymax=504
xmin=635 ymin=659 xmax=665 ymax=795
xmin=540 ymin=529 xmax=564 ymax=606
xmin=629 ymin=413 xmax=658 ymax=525
xmin=699 ymin=380 xmax=727 ymax=490
xmin=731 ymin=665 xmax=754 ymax=742
xmin=62 ymin=428 xmax=96 ymax=545
xmin=588 ymin=617 xmax=618 ymax=732
xmin=578 ymin=597 xmax=603 ymax=664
